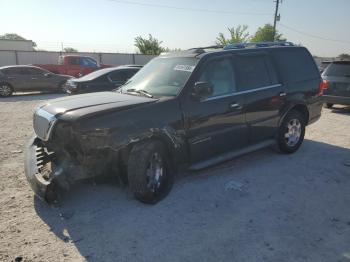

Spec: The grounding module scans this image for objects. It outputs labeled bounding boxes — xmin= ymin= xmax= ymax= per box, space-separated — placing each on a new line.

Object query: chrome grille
xmin=33 ymin=108 xmax=57 ymax=141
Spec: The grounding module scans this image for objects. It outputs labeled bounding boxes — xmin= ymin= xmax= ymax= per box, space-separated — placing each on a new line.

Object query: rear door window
xmin=235 ymin=54 xmax=278 ymax=91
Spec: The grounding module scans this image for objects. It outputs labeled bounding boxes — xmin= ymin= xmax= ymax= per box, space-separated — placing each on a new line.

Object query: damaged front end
xmin=25 ymin=108 xmax=91 ymax=203
xmin=25 ymin=136 xmax=68 ymax=202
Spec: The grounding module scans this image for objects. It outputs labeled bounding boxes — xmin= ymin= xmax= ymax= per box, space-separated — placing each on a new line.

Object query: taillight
xmin=318 ymin=79 xmax=329 ymax=96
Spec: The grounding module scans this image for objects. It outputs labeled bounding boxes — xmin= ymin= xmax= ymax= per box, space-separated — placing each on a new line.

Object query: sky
xmin=1 ymin=0 xmax=350 ymax=57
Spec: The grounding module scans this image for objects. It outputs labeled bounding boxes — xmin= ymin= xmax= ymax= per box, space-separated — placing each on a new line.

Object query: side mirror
xmin=192 ymin=82 xmax=213 ymax=100
xmin=44 ymin=72 xmax=53 ymax=77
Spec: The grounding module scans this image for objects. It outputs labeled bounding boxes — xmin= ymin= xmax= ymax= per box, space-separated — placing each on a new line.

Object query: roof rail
xmin=223 ymin=41 xmax=295 ymax=50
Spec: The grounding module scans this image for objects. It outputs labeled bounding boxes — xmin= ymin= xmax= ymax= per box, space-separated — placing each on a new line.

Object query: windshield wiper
xmin=126 ymin=89 xmax=153 ymax=98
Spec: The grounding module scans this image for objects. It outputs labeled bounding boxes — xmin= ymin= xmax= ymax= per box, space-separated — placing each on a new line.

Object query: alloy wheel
xmin=146 ymin=152 xmax=164 ymax=193
xmin=0 ymin=85 xmax=12 ymax=96
xmin=284 ymin=118 xmax=302 ymax=147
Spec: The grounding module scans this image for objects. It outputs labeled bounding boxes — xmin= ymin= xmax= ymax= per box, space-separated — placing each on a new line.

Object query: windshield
xmin=120 ymin=57 xmax=198 ymax=96
xmin=323 ymin=62 xmax=350 ymax=77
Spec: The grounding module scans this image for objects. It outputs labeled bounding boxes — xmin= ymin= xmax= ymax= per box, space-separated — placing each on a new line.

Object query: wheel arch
xmin=279 ymin=103 xmax=310 ymax=127
xmin=0 ymin=81 xmax=14 ymax=90
xmin=118 ymin=129 xmax=187 ymax=170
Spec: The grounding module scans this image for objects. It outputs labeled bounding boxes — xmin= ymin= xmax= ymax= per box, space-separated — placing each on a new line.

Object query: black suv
xmin=322 ymin=61 xmax=350 ymax=108
xmin=25 ymin=42 xmax=324 ymax=204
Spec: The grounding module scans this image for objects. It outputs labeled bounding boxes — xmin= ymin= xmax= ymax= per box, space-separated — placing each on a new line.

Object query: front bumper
xmin=24 ymin=137 xmax=52 ymax=200
xmin=25 ymin=136 xmax=96 ymax=202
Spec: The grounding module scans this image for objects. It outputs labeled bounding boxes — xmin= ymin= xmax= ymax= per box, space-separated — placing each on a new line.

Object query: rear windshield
xmin=323 ymin=63 xmax=350 ymax=77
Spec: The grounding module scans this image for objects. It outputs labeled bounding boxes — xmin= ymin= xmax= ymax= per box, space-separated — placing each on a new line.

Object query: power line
xmin=107 ymin=0 xmax=272 ymax=16
xmin=279 ymin=23 xmax=350 ymax=45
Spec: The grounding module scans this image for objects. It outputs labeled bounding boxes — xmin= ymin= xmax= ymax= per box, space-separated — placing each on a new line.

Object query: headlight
xmin=33 ymin=108 xmax=57 ymax=141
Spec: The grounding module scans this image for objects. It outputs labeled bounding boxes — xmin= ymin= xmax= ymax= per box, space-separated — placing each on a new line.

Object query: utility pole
xmin=273 ymin=0 xmax=281 ymax=41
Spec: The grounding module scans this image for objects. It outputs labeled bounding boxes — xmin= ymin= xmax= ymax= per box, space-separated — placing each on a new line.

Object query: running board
xmin=189 ymin=139 xmax=276 ymax=171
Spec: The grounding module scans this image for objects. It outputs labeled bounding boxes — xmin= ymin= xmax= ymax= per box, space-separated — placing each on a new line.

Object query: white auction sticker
xmin=174 ymin=65 xmax=195 ymax=72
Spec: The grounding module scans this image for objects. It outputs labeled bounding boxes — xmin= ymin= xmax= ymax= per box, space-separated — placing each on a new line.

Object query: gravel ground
xmin=0 ymin=93 xmax=349 ymax=262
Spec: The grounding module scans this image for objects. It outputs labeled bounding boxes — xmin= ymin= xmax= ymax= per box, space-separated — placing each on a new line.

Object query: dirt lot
xmin=0 ymin=93 xmax=349 ymax=262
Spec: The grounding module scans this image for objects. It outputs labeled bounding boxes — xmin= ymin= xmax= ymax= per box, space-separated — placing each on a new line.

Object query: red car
xmin=35 ymin=55 xmax=111 ymax=78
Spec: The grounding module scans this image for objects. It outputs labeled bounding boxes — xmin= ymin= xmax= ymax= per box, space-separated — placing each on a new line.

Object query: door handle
xmin=279 ymin=92 xmax=287 ymax=97
xmin=31 ymin=78 xmax=37 ymax=80
xmin=229 ymin=103 xmax=242 ymax=110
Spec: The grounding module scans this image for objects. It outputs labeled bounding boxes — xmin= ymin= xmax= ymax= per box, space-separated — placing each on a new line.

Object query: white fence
xmin=0 ymin=50 xmax=156 ymax=67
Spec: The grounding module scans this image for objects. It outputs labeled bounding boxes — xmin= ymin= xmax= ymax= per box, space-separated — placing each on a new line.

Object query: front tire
xmin=127 ymin=140 xmax=174 ymax=204
xmin=277 ymin=110 xmax=306 ymax=154
xmin=0 ymin=83 xmax=13 ymax=97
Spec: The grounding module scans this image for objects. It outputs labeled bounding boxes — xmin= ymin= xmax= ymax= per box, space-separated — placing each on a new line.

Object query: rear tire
xmin=325 ymin=103 xmax=333 ymax=109
xmin=127 ymin=140 xmax=174 ymax=204
xmin=277 ymin=110 xmax=306 ymax=154
xmin=0 ymin=83 xmax=13 ymax=97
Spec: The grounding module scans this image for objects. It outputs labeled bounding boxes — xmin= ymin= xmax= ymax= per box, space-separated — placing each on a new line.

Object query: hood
xmin=39 ymin=91 xmax=157 ymax=121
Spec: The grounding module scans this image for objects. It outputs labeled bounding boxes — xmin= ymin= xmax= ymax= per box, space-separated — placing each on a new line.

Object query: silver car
xmin=0 ymin=65 xmax=72 ymax=97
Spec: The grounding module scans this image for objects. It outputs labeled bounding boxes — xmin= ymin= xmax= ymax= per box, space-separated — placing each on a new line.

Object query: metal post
xmin=14 ymin=50 xmax=19 ymax=65
xmin=273 ymin=0 xmax=280 ymax=41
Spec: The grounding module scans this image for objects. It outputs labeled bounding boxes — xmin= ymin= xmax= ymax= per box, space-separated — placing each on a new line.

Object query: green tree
xmin=135 ymin=34 xmax=166 ymax=55
xmin=251 ymin=24 xmax=284 ymax=42
xmin=338 ymin=53 xmax=350 ymax=60
xmin=0 ymin=33 xmax=37 ymax=47
xmin=215 ymin=25 xmax=250 ymax=46
xmin=63 ymin=47 xmax=78 ymax=52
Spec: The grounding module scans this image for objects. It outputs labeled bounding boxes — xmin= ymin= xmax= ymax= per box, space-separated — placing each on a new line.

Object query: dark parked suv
xmin=25 ymin=42 xmax=324 ymax=204
xmin=322 ymin=61 xmax=350 ymax=108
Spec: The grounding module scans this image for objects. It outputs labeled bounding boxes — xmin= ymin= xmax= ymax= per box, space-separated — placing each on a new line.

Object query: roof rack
xmin=187 ymin=41 xmax=295 ymax=55
xmin=223 ymin=41 xmax=295 ymax=50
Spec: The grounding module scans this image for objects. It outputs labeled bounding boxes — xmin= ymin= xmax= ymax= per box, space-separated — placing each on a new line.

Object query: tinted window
xmin=323 ymin=63 xmax=350 ymax=77
xmin=271 ymin=48 xmax=319 ymax=83
xmin=27 ymin=67 xmax=45 ymax=75
xmin=2 ymin=68 xmax=22 ymax=75
xmin=109 ymin=71 xmax=125 ymax=82
xmin=236 ymin=55 xmax=276 ymax=91
xmin=198 ymin=57 xmax=236 ymax=97
xmin=124 ymin=69 xmax=138 ymax=80
xmin=109 ymin=69 xmax=139 ymax=82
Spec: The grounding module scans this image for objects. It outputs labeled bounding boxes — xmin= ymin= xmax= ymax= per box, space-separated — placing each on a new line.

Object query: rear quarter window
xmin=271 ymin=48 xmax=319 ymax=83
